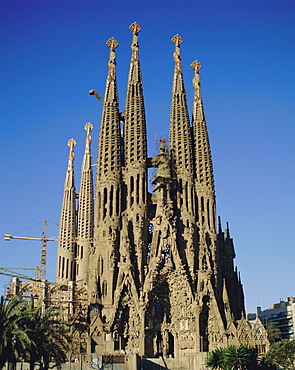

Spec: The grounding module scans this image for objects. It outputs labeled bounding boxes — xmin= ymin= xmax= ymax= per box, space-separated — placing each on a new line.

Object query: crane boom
xmin=0 ymin=267 xmax=41 ymax=282
xmin=3 ymin=220 xmax=57 ymax=281
xmin=3 ymin=235 xmax=56 ymax=241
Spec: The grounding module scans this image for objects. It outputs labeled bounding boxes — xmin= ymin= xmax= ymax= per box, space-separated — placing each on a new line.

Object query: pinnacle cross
xmin=129 ymin=21 xmax=141 ymax=35
xmin=191 ymin=60 xmax=202 ymax=74
xmin=67 ymin=138 xmax=76 ymax=170
xmin=191 ymin=60 xmax=202 ymax=99
xmin=84 ymin=122 xmax=93 ymax=153
xmin=171 ymin=34 xmax=182 ymax=47
xmin=106 ymin=37 xmax=118 ymax=79
xmin=171 ymin=34 xmax=182 ymax=71
xmin=129 ymin=22 xmax=141 ymax=60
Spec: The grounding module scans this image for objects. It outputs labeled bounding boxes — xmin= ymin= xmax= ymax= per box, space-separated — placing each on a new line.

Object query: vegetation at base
xmin=264 ymin=339 xmax=295 ymax=370
xmin=206 ymin=343 xmax=279 ymax=370
xmin=0 ymin=295 xmax=69 ymax=370
xmin=266 ymin=322 xmax=281 ymax=345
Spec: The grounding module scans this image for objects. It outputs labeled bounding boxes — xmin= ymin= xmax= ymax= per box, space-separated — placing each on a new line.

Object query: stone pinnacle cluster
xmin=54 ymin=23 xmax=268 ymax=366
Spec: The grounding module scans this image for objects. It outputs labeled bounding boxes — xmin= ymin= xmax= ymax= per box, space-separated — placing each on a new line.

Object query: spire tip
xmin=84 ymin=122 xmax=93 ymax=132
xmin=191 ymin=60 xmax=202 ymax=100
xmin=129 ymin=22 xmax=141 ymax=34
xmin=171 ymin=34 xmax=182 ymax=71
xmin=67 ymin=139 xmax=76 ymax=170
xmin=129 ymin=22 xmax=140 ymax=61
xmin=106 ymin=38 xmax=118 ymax=79
xmin=190 ymin=60 xmax=202 ymax=72
xmin=106 ymin=37 xmax=118 ymax=51
xmin=171 ymin=34 xmax=183 ymax=46
xmin=67 ymin=138 xmax=76 ymax=148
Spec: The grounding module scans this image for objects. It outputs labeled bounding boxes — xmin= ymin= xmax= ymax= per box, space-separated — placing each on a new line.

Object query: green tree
xmin=223 ymin=343 xmax=258 ymax=370
xmin=265 ymin=339 xmax=295 ymax=370
xmin=206 ymin=347 xmax=228 ymax=369
xmin=266 ymin=322 xmax=281 ymax=345
xmin=0 ymin=295 xmax=32 ymax=370
xmin=258 ymin=357 xmax=278 ymax=370
xmin=23 ymin=298 xmax=69 ymax=370
xmin=207 ymin=343 xmax=278 ymax=370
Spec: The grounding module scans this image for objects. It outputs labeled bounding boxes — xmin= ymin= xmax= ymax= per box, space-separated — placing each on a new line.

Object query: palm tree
xmin=206 ymin=347 xmax=228 ymax=369
xmin=0 ymin=295 xmax=32 ymax=370
xmin=223 ymin=343 xmax=258 ymax=370
xmin=37 ymin=305 xmax=69 ymax=369
xmin=23 ymin=297 xmax=69 ymax=370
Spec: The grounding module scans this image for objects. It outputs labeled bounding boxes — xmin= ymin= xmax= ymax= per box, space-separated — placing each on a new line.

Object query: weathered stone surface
xmin=10 ymin=23 xmax=269 ymax=369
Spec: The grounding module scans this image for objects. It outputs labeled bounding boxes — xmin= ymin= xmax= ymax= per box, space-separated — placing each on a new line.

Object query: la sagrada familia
xmin=10 ymin=23 xmax=269 ymax=369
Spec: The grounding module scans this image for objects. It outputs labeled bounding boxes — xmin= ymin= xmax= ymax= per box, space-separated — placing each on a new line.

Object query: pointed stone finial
xmin=225 ymin=221 xmax=230 ymax=239
xmin=129 ymin=22 xmax=141 ymax=35
xmin=85 ymin=122 xmax=93 ymax=133
xmin=191 ymin=60 xmax=202 ymax=99
xmin=191 ymin=60 xmax=202 ymax=73
xmin=218 ymin=216 xmax=222 ymax=234
xmin=106 ymin=37 xmax=118 ymax=51
xmin=84 ymin=122 xmax=93 ymax=153
xmin=171 ymin=34 xmax=182 ymax=47
xmin=129 ymin=22 xmax=141 ymax=61
xmin=106 ymin=37 xmax=118 ymax=79
xmin=67 ymin=138 xmax=76 ymax=170
xmin=171 ymin=34 xmax=182 ymax=71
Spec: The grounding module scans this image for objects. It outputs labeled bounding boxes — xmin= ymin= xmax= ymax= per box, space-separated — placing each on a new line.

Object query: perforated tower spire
xmin=96 ymin=37 xmax=121 ymax=186
xmin=56 ymin=138 xmax=77 ymax=284
xmin=93 ymin=37 xmax=122 ymax=306
xmin=121 ymin=22 xmax=148 ymax=284
xmin=123 ymin=22 xmax=147 ymax=168
xmin=76 ymin=123 xmax=94 ymax=287
xmin=191 ymin=61 xmax=216 ymax=232
xmin=170 ymin=35 xmax=194 ymax=180
xmin=169 ymin=35 xmax=196 ymax=281
xmin=189 ymin=61 xmax=219 ymax=313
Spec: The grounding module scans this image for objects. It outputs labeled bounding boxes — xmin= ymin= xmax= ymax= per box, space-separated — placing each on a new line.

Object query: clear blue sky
xmin=0 ymin=0 xmax=294 ymax=313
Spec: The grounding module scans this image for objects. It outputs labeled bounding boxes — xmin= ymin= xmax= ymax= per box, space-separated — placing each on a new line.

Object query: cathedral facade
xmin=51 ymin=23 xmax=267 ymax=368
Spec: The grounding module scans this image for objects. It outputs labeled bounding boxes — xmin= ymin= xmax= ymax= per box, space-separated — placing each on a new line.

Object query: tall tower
xmin=191 ymin=60 xmax=216 ymax=235
xmin=54 ymin=24 xmax=255 ymax=368
xmin=92 ymin=37 xmax=122 ymax=310
xmin=56 ymin=138 xmax=77 ymax=284
xmin=169 ymin=35 xmax=196 ymax=282
xmin=76 ymin=123 xmax=94 ymax=287
xmin=121 ymin=22 xmax=148 ymax=285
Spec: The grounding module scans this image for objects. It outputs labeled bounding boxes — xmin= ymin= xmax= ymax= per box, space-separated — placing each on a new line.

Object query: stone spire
xmin=123 ymin=22 xmax=147 ymax=169
xmin=93 ymin=37 xmax=122 ymax=306
xmin=56 ymin=138 xmax=77 ymax=284
xmin=169 ymin=35 xmax=196 ymax=281
xmin=96 ymin=37 xmax=121 ymax=186
xmin=191 ymin=60 xmax=216 ymax=232
xmin=106 ymin=23 xmax=149 ymax=351
xmin=169 ymin=35 xmax=194 ymax=180
xmin=76 ymin=123 xmax=94 ymax=287
xmin=95 ymin=36 xmax=122 ymax=226
xmin=121 ymin=22 xmax=148 ymax=285
xmin=190 ymin=61 xmax=220 ymax=308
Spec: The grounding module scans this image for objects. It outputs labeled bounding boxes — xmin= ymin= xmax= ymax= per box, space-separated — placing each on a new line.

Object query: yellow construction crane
xmin=3 ymin=220 xmax=57 ymax=281
xmin=0 ymin=266 xmax=42 ymax=302
xmin=0 ymin=267 xmax=40 ymax=281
